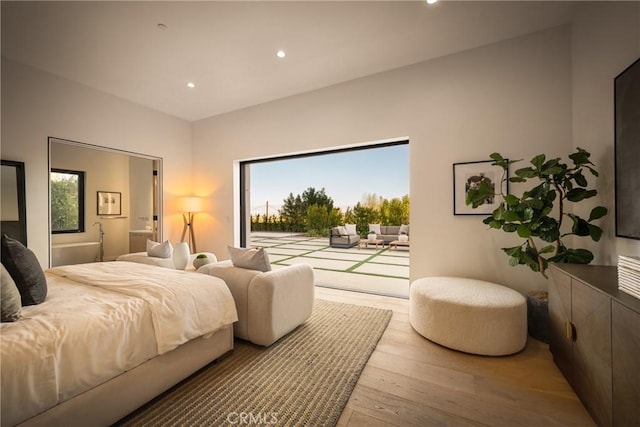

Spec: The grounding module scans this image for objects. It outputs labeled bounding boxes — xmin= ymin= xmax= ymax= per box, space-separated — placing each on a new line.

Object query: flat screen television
xmin=615 ymin=57 xmax=640 ymax=240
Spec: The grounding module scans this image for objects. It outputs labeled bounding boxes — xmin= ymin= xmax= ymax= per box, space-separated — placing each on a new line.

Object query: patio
xmin=250 ymin=232 xmax=410 ymax=298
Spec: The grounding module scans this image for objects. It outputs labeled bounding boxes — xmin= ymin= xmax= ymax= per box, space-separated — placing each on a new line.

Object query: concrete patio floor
xmin=250 ymin=232 xmax=410 ymax=298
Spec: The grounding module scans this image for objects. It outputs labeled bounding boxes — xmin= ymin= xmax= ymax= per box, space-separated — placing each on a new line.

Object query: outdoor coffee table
xmin=389 ymin=240 xmax=410 ymax=250
xmin=358 ymin=239 xmax=384 ymax=249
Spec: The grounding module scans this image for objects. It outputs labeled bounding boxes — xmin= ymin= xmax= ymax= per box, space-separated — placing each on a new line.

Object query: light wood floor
xmin=315 ymin=287 xmax=596 ymax=427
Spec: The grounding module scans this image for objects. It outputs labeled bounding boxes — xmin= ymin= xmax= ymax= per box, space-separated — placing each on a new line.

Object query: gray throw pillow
xmin=146 ymin=239 xmax=173 ymax=258
xmin=1 ymin=234 xmax=47 ymax=306
xmin=228 ymin=246 xmax=271 ymax=272
xmin=1 ymin=263 xmax=22 ymax=322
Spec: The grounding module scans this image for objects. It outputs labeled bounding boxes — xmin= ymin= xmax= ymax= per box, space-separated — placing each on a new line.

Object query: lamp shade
xmin=179 ymin=197 xmax=203 ymax=213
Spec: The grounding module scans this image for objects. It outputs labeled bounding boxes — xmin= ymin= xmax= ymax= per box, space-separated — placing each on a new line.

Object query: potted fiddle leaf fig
xmin=466 ymin=147 xmax=607 ymax=279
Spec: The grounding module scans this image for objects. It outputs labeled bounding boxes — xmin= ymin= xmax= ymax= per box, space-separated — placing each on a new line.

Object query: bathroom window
xmin=51 ymin=169 xmax=85 ymax=233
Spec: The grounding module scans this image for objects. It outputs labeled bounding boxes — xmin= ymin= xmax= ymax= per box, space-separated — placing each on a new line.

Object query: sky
xmin=250 ymin=144 xmax=409 ymax=216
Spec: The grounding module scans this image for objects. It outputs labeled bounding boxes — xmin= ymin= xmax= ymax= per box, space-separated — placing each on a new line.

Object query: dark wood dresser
xmin=549 ymin=264 xmax=640 ymax=427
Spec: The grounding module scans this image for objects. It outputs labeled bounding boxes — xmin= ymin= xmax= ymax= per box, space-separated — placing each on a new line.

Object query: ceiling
xmin=2 ymin=1 xmax=580 ymax=122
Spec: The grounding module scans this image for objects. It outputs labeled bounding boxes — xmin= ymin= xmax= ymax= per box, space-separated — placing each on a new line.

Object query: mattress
xmin=1 ymin=262 xmax=237 ymax=426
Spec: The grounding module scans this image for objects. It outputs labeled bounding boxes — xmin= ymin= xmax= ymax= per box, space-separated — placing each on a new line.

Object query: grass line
xmin=345 ymin=248 xmax=388 ymax=272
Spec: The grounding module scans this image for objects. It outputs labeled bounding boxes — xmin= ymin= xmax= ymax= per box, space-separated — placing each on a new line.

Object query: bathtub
xmin=51 ymin=242 xmax=100 ymax=267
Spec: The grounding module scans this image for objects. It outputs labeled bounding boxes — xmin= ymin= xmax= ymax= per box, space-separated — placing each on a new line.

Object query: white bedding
xmin=48 ymin=262 xmax=237 ymax=354
xmin=115 ymin=251 xmax=176 ymax=268
xmin=1 ymin=262 xmax=237 ymax=426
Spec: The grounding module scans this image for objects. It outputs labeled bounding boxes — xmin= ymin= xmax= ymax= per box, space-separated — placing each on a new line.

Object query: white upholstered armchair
xmin=197 ymin=261 xmax=314 ymax=346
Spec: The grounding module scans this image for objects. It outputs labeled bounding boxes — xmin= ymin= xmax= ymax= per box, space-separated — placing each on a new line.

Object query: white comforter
xmin=1 ymin=262 xmax=237 ymax=426
xmin=48 ymin=262 xmax=237 ymax=354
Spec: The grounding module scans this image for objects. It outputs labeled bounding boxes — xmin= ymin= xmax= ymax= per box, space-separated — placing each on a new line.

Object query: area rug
xmin=117 ymin=299 xmax=392 ymax=427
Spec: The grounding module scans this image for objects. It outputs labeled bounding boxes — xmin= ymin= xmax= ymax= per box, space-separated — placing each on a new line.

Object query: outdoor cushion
xmin=344 ymin=224 xmax=357 ymax=235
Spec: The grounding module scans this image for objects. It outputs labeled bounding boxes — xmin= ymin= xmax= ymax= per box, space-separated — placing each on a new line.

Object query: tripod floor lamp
xmin=179 ymin=197 xmax=202 ymax=253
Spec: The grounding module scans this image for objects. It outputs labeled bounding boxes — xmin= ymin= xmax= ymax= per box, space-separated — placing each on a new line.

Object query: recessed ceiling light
xmin=276 ymin=50 xmax=286 ymax=59
xmin=426 ymin=0 xmax=438 ymax=4
xmin=186 ymin=82 xmax=195 ymax=89
xmin=157 ymin=23 xmax=168 ymax=30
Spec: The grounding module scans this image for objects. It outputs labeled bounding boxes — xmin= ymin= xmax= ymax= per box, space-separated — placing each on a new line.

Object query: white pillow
xmin=369 ymin=224 xmax=381 ymax=234
xmin=228 ymin=246 xmax=271 ymax=272
xmin=337 ymin=226 xmax=348 ymax=236
xmin=344 ymin=224 xmax=357 ymax=235
xmin=399 ymin=224 xmax=410 ymax=235
xmin=146 ymin=240 xmax=173 ymax=258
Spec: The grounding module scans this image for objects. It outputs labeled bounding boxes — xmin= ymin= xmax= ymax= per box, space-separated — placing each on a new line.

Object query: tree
xmin=351 ymin=202 xmax=379 ymax=236
xmin=51 ymin=175 xmax=80 ymax=231
xmin=466 ymin=149 xmax=607 ymax=278
xmin=380 ymin=196 xmax=409 ymax=225
xmin=306 ymin=204 xmax=330 ymax=235
xmin=301 ymin=187 xmax=334 ymax=211
xmin=280 ymin=193 xmax=305 ymax=231
xmin=279 ymin=187 xmax=335 ymax=232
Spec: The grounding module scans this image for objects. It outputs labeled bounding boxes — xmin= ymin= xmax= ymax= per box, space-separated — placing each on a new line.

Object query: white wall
xmin=1 ymin=58 xmax=193 ymax=267
xmin=193 ymin=26 xmax=573 ymax=295
xmin=571 ymin=2 xmax=640 ymax=262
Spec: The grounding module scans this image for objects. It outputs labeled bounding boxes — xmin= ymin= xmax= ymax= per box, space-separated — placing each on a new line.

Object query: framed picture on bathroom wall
xmin=97 ymin=191 xmax=121 ymax=216
xmin=453 ymin=160 xmax=508 ymax=215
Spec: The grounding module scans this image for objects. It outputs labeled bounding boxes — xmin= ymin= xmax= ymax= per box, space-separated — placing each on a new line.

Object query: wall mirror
xmin=49 ymin=138 xmax=162 ymax=266
xmin=1 ymin=160 xmax=27 ymax=245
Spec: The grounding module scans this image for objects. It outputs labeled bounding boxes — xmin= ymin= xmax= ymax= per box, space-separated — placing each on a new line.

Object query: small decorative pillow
xmin=399 ymin=224 xmax=410 ymax=235
xmin=345 ymin=224 xmax=357 ymax=235
xmin=228 ymin=246 xmax=271 ymax=272
xmin=1 ymin=234 xmax=47 ymax=306
xmin=1 ymin=263 xmax=22 ymax=322
xmin=369 ymin=224 xmax=381 ymax=234
xmin=146 ymin=239 xmax=173 ymax=258
xmin=337 ymin=226 xmax=348 ymax=236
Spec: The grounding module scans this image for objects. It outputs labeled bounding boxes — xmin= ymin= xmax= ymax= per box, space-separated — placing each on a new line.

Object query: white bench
xmin=409 ymin=277 xmax=527 ymax=356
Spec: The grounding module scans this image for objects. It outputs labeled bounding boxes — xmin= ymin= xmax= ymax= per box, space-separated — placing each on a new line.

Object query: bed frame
xmin=18 ymin=325 xmax=233 ymax=427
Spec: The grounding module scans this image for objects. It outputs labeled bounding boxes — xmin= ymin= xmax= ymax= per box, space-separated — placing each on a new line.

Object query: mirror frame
xmin=1 ymin=159 xmax=28 ymax=245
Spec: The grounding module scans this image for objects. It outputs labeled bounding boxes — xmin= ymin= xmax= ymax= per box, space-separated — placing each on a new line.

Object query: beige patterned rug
xmin=117 ymin=299 xmax=392 ymax=427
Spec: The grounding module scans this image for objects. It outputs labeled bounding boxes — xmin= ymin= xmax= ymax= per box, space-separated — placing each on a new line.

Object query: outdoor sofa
xmin=329 ymin=224 xmax=409 ymax=248
xmin=368 ymin=225 xmax=410 ymax=244
xmin=329 ymin=227 xmax=361 ymax=248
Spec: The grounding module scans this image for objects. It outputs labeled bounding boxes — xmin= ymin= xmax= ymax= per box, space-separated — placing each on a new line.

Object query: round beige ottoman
xmin=409 ymin=277 xmax=527 ymax=356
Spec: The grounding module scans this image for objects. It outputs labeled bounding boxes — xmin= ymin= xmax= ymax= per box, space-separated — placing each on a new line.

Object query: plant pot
xmin=368 ymin=233 xmax=377 ymax=242
xmin=526 ymin=291 xmax=549 ymax=343
xmin=398 ymin=234 xmax=409 ymax=242
xmin=193 ymin=255 xmax=211 ymax=270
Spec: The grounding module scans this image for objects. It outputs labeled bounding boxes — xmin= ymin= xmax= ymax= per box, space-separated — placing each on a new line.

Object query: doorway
xmin=239 ymin=140 xmax=410 ymax=298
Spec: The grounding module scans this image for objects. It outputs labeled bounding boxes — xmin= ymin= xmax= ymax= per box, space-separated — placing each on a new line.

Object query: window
xmin=51 ymin=169 xmax=85 ymax=233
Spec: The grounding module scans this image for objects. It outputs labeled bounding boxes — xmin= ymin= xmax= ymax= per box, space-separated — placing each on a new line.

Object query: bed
xmin=1 ymin=261 xmax=237 ymax=427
